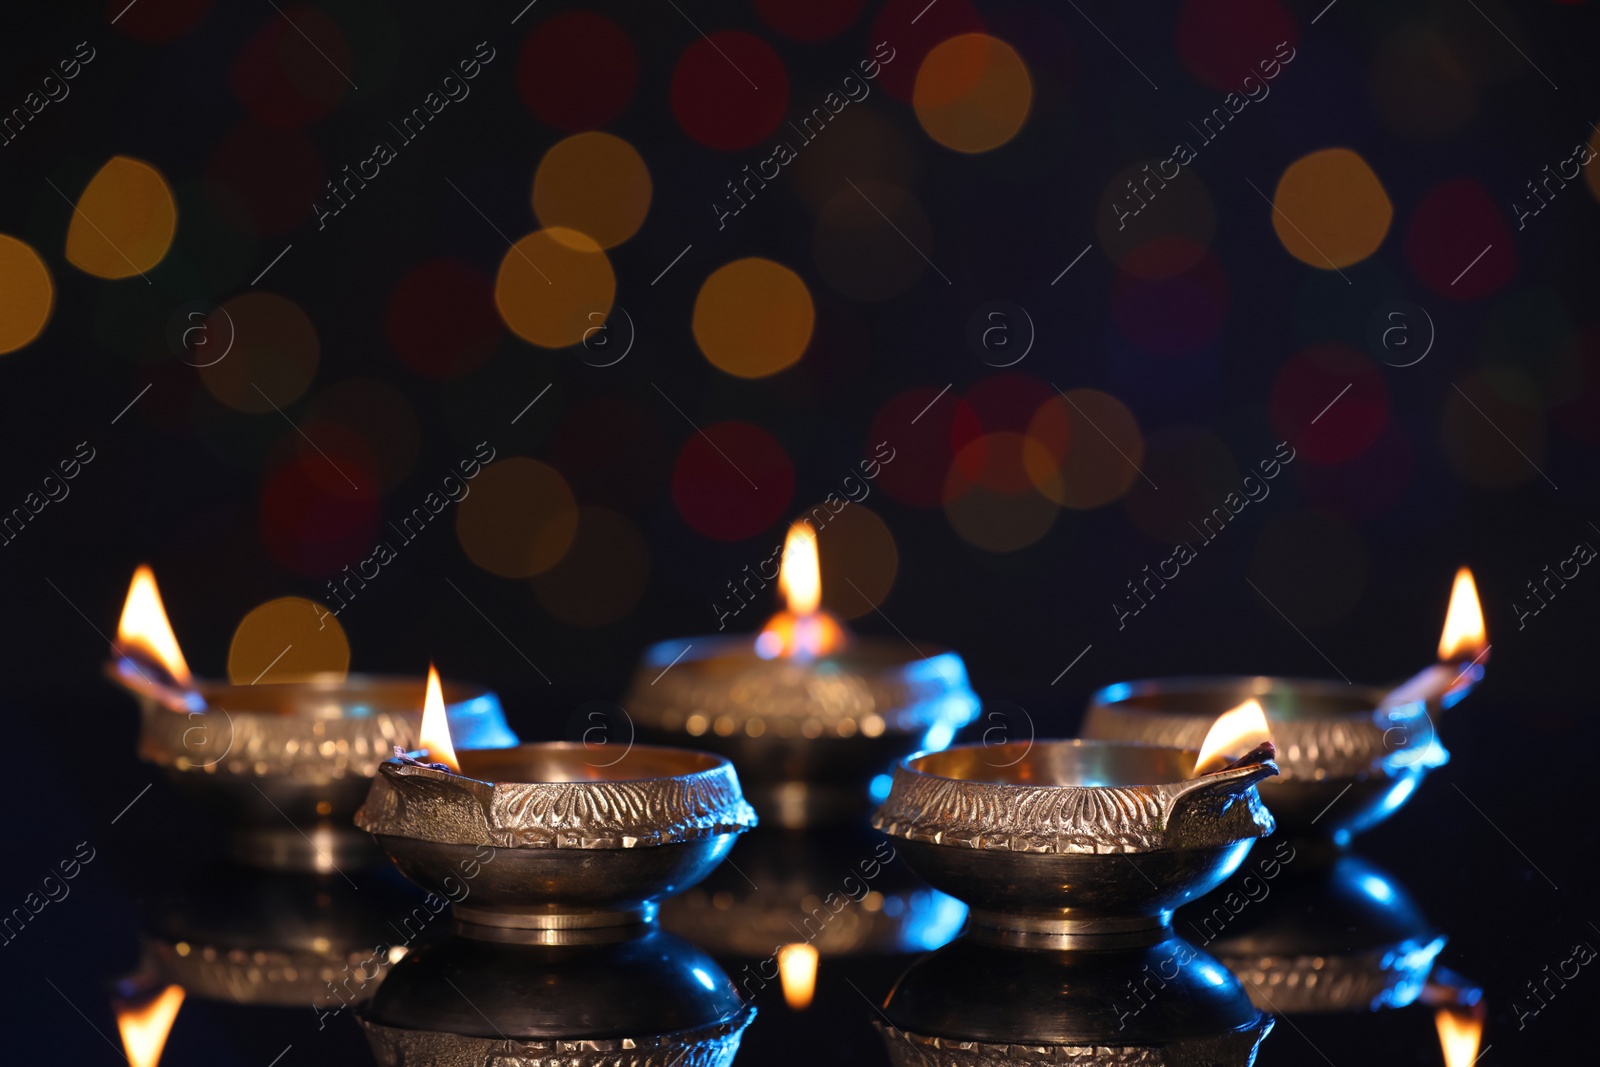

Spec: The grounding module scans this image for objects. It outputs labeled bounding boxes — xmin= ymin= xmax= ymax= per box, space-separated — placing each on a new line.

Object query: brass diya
xmin=871 ymin=740 xmax=1278 ymax=943
xmin=359 ymin=926 xmax=755 ymax=1067
xmin=625 ymin=523 xmax=980 ymax=828
xmin=355 ymin=742 xmax=758 ymax=940
xmin=108 ymin=568 xmax=518 ymax=870
xmin=1083 ymin=569 xmax=1487 ymax=842
xmin=1083 ymin=676 xmax=1447 ymax=841
xmin=128 ymin=672 xmax=516 ymax=871
xmin=877 ymin=934 xmax=1274 ymax=1065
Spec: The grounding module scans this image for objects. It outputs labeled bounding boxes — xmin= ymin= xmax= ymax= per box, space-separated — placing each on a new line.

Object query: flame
xmin=418 ymin=664 xmax=459 ymax=772
xmin=116 ymin=566 xmax=192 ymax=686
xmin=778 ymin=522 xmax=821 ymax=615
xmin=1438 ymin=567 xmax=1486 ymax=662
xmin=116 ymin=985 xmax=184 ymax=1067
xmin=778 ymin=943 xmax=819 ymax=1010
xmin=1435 ymin=1006 xmax=1483 ymax=1067
xmin=756 ymin=521 xmax=846 ymax=659
xmin=1193 ymin=699 xmax=1273 ymax=776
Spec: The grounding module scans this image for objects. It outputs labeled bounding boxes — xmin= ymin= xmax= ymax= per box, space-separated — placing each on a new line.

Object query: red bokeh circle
xmin=672 ymin=421 xmax=795 ymax=540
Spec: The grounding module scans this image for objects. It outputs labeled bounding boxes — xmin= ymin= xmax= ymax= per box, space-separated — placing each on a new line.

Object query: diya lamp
xmin=625 ymin=520 xmax=981 ymax=828
xmin=354 ymin=681 xmax=758 ymax=941
xmin=106 ymin=566 xmax=517 ymax=871
xmin=1083 ymin=568 xmax=1488 ymax=843
xmin=871 ymin=704 xmax=1281 ymax=946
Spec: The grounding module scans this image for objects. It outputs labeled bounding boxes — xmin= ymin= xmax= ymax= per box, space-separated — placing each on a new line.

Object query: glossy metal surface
xmin=873 ymin=741 xmax=1277 ymax=939
xmin=359 ymin=927 xmax=755 ymax=1066
xmin=1084 ymin=676 xmax=1446 ymax=841
xmin=879 ymin=934 xmax=1273 ymax=1064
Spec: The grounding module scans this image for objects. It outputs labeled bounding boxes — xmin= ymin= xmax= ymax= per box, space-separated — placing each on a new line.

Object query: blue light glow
xmin=691 ymin=967 xmax=717 ymax=991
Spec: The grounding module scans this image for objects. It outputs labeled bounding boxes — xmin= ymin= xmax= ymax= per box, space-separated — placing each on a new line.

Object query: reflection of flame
xmin=117 ymin=985 xmax=184 ymax=1067
xmin=1194 ymin=700 xmax=1272 ymax=776
xmin=419 ymin=664 xmax=458 ymax=772
xmin=757 ymin=522 xmax=845 ymax=660
xmin=1438 ymin=567 xmax=1486 ymax=662
xmin=1435 ymin=1006 xmax=1483 ymax=1067
xmin=117 ymin=566 xmax=192 ymax=686
xmin=778 ymin=943 xmax=818 ymax=1010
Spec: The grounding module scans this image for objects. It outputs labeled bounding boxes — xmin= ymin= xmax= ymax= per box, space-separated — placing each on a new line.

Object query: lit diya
xmin=355 ymin=682 xmax=758 ymax=940
xmin=1084 ymin=568 xmax=1487 ymax=843
xmin=107 ymin=566 xmax=517 ymax=871
xmin=625 ymin=520 xmax=980 ymax=827
xmin=872 ymin=705 xmax=1280 ymax=945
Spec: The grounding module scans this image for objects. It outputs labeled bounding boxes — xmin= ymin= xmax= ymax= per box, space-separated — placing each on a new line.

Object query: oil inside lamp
xmin=1435 ymin=1004 xmax=1485 ymax=1067
xmin=777 ymin=942 xmax=819 ymax=1010
xmin=755 ymin=522 xmax=846 ymax=661
xmin=1381 ymin=567 xmax=1488 ymax=712
xmin=112 ymin=565 xmax=203 ymax=712
xmin=1192 ymin=699 xmax=1273 ymax=776
xmin=416 ymin=663 xmax=460 ymax=772
xmin=115 ymin=984 xmax=184 ymax=1067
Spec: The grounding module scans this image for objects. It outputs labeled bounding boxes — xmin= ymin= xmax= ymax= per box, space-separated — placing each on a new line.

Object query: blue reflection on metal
xmin=449 ymin=693 xmax=519 ymax=749
xmin=691 ymin=967 xmax=718 ymax=991
xmin=1097 ymin=682 xmax=1133 ymax=704
xmin=899 ymin=890 xmax=968 ymax=951
xmin=1357 ymin=873 xmax=1395 ymax=905
xmin=869 ymin=773 xmax=894 ymax=804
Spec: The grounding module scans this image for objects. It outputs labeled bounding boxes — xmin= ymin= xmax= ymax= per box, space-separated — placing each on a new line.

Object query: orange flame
xmin=1435 ymin=1006 xmax=1483 ymax=1067
xmin=778 ymin=943 xmax=819 ymax=1010
xmin=418 ymin=664 xmax=459 ymax=772
xmin=778 ymin=522 xmax=821 ymax=615
xmin=116 ymin=985 xmax=184 ymax=1067
xmin=1438 ymin=567 xmax=1487 ymax=662
xmin=1193 ymin=699 xmax=1273 ymax=776
xmin=116 ymin=566 xmax=191 ymax=686
xmin=757 ymin=522 xmax=845 ymax=659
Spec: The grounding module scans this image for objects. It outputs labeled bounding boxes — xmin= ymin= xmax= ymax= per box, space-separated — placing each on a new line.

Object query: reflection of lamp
xmin=359 ymin=927 xmax=755 ymax=1066
xmin=877 ymin=934 xmax=1272 ymax=1064
xmin=106 ymin=567 xmax=517 ymax=870
xmin=138 ymin=861 xmax=422 ymax=1009
xmin=625 ymin=521 xmax=980 ymax=828
xmin=1084 ymin=570 xmax=1486 ymax=843
xmin=660 ymin=822 xmax=968 ymax=990
xmin=1189 ymin=853 xmax=1449 ymax=1014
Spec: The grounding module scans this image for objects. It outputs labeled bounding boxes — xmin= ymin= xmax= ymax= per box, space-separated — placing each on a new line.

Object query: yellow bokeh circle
xmin=533 ymin=132 xmax=652 ymax=249
xmin=1271 ymin=148 xmax=1392 ymax=270
xmin=66 ymin=155 xmax=177 ymax=279
xmin=227 ymin=596 xmax=350 ymax=684
xmin=455 ymin=457 xmax=579 ymax=578
xmin=693 ymin=257 xmax=815 ymax=379
xmin=913 ymin=33 xmax=1032 ymax=154
xmin=495 ymin=228 xmax=616 ymax=349
xmin=0 ymin=235 xmax=53 ymax=355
